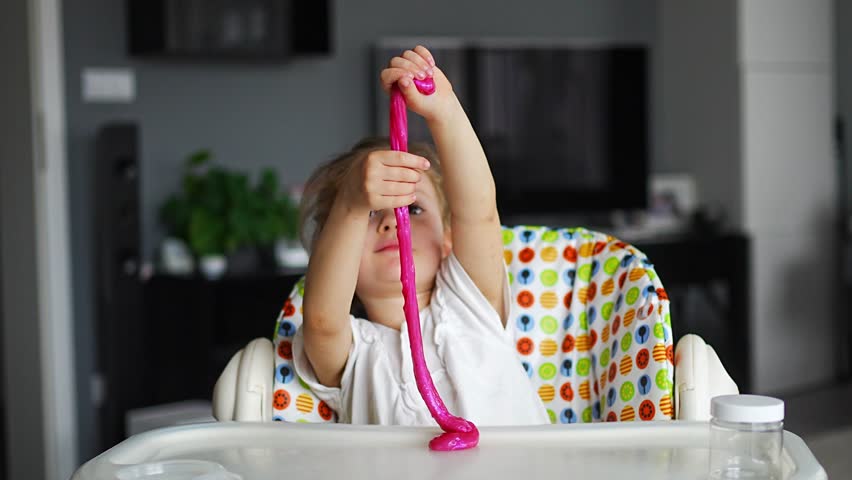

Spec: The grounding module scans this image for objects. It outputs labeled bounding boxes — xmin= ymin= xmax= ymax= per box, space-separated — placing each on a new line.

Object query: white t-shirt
xmin=292 ymin=252 xmax=550 ymax=426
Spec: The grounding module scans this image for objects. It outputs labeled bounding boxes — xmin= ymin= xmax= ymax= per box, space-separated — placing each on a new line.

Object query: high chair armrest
xmin=674 ymin=334 xmax=739 ymax=421
xmin=212 ymin=338 xmax=274 ymax=422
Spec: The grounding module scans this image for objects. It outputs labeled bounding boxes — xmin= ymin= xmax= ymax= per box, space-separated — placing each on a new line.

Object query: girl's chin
xmin=374 ymin=262 xmax=401 ymax=280
xmin=368 ymin=252 xmax=440 ymax=280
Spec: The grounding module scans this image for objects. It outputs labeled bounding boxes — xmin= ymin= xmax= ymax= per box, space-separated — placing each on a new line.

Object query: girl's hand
xmin=380 ymin=45 xmax=458 ymax=123
xmin=340 ymin=149 xmax=431 ymax=213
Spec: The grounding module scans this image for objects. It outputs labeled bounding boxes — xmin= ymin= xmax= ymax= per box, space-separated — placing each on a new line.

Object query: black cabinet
xmin=97 ymin=271 xmax=302 ymax=451
xmin=635 ymin=233 xmax=751 ymax=392
xmin=141 ymin=273 xmax=303 ymax=405
xmin=127 ymin=0 xmax=331 ymax=60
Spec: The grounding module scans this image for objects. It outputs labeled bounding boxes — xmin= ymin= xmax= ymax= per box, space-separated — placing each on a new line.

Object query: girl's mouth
xmin=375 ymin=240 xmax=400 ymax=253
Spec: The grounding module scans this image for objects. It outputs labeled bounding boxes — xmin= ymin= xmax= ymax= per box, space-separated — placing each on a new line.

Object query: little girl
xmin=293 ymin=46 xmax=548 ymax=426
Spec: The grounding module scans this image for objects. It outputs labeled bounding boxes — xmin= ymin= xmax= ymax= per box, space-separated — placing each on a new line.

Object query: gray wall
xmin=656 ymin=0 xmax=741 ymax=228
xmin=63 ymin=0 xmax=656 ymax=462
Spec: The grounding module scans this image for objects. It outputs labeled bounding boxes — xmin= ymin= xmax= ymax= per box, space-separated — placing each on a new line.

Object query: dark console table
xmin=635 ymin=233 xmax=751 ymax=392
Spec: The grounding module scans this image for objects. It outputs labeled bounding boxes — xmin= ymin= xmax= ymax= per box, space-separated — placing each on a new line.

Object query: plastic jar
xmin=709 ymin=394 xmax=785 ymax=479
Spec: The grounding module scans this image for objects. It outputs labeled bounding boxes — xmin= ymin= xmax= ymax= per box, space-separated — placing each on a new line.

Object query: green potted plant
xmin=159 ymin=149 xmax=298 ymax=278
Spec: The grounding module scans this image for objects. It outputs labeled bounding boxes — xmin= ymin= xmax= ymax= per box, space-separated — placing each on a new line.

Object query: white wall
xmin=658 ymin=0 xmax=838 ymax=393
xmin=0 ymin=0 xmax=47 ymax=476
xmin=739 ymin=0 xmax=837 ymax=392
xmin=1 ymin=0 xmax=77 ymax=478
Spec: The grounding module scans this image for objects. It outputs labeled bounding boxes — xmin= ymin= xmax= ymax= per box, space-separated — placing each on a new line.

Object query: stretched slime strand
xmin=390 ymin=78 xmax=479 ymax=451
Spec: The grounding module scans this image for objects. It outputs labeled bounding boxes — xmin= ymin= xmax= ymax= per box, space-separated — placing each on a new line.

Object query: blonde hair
xmin=299 ymin=136 xmax=449 ymax=252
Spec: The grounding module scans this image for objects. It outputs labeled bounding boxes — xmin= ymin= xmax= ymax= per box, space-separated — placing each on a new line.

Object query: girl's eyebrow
xmin=414 ymin=184 xmax=436 ymax=201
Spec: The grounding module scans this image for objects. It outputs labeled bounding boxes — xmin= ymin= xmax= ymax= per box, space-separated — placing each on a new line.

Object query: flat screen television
xmin=374 ymin=39 xmax=648 ymax=215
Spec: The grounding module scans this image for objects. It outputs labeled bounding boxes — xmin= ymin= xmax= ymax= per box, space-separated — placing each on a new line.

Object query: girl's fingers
xmin=389 ymin=56 xmax=426 ymax=80
xmin=402 ymin=49 xmax=432 ymax=77
xmin=382 ymin=165 xmax=421 ymax=183
xmin=385 ymin=193 xmax=418 ymax=209
xmin=413 ymin=45 xmax=435 ymax=67
xmin=377 ymin=180 xmax=417 ymax=196
xmin=381 ymin=46 xmax=436 ymax=92
xmin=374 ymin=150 xmax=430 ymax=170
xmin=380 ymin=67 xmax=414 ymax=92
xmin=369 ymin=193 xmax=417 ymax=211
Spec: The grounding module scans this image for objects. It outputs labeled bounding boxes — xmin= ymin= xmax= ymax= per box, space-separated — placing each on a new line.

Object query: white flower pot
xmin=199 ymin=255 xmax=227 ymax=280
xmin=275 ymin=239 xmax=309 ymax=268
xmin=160 ymin=237 xmax=194 ymax=275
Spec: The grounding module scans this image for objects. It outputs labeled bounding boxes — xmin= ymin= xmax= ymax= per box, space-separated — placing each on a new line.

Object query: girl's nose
xmin=378 ymin=210 xmax=397 ymax=232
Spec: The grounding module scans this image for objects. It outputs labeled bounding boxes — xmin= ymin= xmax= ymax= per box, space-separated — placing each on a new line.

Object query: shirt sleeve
xmin=291 ymin=315 xmax=363 ymax=413
xmin=433 ymin=252 xmax=512 ymax=339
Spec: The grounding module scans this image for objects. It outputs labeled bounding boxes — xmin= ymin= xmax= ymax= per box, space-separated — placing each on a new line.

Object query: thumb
xmin=396 ymin=78 xmax=436 ymax=113
xmin=396 ymin=78 xmax=423 ymax=103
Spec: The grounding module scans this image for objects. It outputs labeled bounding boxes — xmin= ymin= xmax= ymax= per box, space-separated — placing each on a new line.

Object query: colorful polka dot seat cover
xmin=271 ymin=226 xmax=675 ymax=424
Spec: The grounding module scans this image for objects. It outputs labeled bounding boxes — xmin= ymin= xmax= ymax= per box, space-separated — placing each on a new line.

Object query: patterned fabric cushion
xmin=271 ymin=226 xmax=674 ymax=423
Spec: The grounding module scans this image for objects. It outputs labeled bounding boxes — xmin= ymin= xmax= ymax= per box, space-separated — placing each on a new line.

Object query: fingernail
xmin=429 ymin=57 xmax=435 ymax=66
xmin=427 ymin=68 xmax=434 ymax=76
xmin=400 ymin=78 xmax=411 ymax=87
xmin=407 ymin=72 xmax=414 ymax=79
xmin=417 ymin=71 xmax=425 ymax=79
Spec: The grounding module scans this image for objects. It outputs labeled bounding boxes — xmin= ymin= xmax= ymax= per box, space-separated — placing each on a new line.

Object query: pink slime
xmin=390 ymin=78 xmax=479 ymax=451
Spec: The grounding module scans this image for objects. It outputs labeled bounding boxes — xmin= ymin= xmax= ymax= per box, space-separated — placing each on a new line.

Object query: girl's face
xmin=355 ymin=176 xmax=451 ymax=302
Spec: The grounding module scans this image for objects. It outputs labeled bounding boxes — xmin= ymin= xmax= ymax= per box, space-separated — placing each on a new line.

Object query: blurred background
xmin=1 ymin=0 xmax=851 ymax=478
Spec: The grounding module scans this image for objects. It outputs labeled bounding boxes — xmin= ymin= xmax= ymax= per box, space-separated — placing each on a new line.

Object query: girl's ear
xmin=442 ymin=227 xmax=453 ymax=258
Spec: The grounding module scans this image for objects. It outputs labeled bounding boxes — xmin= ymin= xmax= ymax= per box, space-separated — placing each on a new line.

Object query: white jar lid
xmin=711 ymin=394 xmax=784 ymax=423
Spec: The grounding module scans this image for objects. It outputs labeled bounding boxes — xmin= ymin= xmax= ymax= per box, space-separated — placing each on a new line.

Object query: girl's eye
xmin=368 ymin=210 xmax=377 ymax=218
xmin=408 ymin=204 xmax=423 ymax=215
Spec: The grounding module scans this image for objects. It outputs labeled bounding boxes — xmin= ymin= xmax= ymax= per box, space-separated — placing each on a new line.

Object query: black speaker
xmin=94 ymin=123 xmax=145 ymax=450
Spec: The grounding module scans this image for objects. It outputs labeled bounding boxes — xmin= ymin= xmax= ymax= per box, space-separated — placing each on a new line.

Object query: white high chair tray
xmin=73 ymin=421 xmax=826 ymax=480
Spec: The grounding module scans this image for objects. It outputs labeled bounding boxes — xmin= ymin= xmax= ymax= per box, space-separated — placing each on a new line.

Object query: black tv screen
xmin=374 ymin=40 xmax=648 ymax=214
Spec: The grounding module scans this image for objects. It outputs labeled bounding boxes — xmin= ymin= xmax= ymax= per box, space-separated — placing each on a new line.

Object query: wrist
xmin=425 ymin=94 xmax=464 ymax=128
xmin=334 ymin=188 xmax=371 ymax=220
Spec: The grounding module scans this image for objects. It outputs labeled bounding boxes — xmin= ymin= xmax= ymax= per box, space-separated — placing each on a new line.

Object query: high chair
xmin=213 ymin=226 xmax=739 ymax=423
xmin=75 ymin=227 xmax=827 ymax=480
